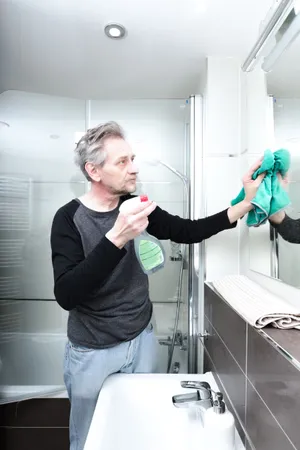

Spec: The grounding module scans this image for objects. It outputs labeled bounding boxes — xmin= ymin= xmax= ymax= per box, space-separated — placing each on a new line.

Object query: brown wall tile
xmin=246 ymin=381 xmax=295 ymax=450
xmin=204 ymin=284 xmax=247 ymax=371
xmin=0 ymin=427 xmax=69 ymax=450
xmin=204 ymin=314 xmax=246 ymax=426
xmin=0 ymin=399 xmax=70 ymax=427
xmin=247 ymin=326 xmax=300 ymax=449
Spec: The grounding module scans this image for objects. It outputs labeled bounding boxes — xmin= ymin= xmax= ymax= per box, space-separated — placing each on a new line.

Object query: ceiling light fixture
xmin=242 ymin=0 xmax=295 ymax=72
xmin=0 ymin=121 xmax=10 ymax=129
xmin=104 ymin=23 xmax=127 ymax=40
xmin=262 ymin=11 xmax=300 ymax=71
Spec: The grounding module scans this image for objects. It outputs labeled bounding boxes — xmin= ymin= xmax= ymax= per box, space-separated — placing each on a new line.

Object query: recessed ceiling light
xmin=104 ymin=23 xmax=127 ymax=40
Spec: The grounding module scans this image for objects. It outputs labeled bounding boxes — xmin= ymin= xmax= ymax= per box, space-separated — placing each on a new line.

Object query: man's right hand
xmin=277 ymin=172 xmax=289 ymax=190
xmin=106 ymin=200 xmax=157 ymax=249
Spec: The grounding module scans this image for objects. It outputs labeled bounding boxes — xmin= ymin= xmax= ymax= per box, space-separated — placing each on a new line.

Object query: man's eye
xmin=119 ymin=160 xmax=126 ymax=165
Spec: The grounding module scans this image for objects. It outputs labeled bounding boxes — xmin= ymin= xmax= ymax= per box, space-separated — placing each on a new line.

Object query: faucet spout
xmin=180 ymin=381 xmax=212 ymax=398
xmin=172 ymin=380 xmax=213 ymax=410
xmin=172 ymin=391 xmax=201 ymax=406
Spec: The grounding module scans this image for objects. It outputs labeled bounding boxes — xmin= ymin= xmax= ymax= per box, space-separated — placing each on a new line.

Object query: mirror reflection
xmin=249 ymin=14 xmax=300 ymax=288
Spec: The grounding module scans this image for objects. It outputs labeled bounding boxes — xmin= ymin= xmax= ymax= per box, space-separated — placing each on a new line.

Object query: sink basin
xmin=84 ymin=372 xmax=243 ymax=450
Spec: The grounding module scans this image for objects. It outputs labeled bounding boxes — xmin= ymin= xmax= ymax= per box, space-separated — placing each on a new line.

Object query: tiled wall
xmin=203 ymin=284 xmax=299 ymax=450
xmin=203 ymin=57 xmax=245 ymax=282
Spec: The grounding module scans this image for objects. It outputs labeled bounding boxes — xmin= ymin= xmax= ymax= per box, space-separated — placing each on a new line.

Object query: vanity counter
xmin=207 ymin=281 xmax=300 ymax=370
xmin=203 ymin=282 xmax=300 ymax=450
xmin=261 ymin=327 xmax=300 ymax=369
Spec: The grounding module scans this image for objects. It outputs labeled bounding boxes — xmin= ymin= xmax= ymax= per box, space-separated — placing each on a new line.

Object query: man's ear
xmin=85 ymin=162 xmax=101 ymax=182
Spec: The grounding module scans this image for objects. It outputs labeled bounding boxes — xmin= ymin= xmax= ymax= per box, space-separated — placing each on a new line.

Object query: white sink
xmin=84 ymin=372 xmax=244 ymax=450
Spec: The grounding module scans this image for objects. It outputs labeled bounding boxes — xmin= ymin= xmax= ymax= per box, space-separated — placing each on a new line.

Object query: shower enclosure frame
xmin=187 ymin=95 xmax=205 ymax=374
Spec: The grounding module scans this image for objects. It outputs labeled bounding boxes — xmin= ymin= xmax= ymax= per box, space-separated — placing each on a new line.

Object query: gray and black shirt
xmin=273 ymin=214 xmax=300 ymax=244
xmin=50 ymin=195 xmax=236 ymax=349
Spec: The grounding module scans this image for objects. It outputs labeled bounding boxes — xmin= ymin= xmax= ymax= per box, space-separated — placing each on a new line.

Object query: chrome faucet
xmin=172 ymin=381 xmax=213 ymax=410
xmin=159 ymin=330 xmax=187 ymax=351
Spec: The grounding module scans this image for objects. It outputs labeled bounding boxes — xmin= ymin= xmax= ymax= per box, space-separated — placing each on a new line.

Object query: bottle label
xmin=138 ymin=239 xmax=164 ymax=272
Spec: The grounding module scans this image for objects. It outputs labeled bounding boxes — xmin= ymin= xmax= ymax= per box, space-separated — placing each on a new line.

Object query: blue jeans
xmin=64 ymin=322 xmax=158 ymax=450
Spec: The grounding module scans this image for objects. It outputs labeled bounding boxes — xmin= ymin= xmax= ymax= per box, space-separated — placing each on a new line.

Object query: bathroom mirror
xmin=249 ymin=14 xmax=300 ymax=289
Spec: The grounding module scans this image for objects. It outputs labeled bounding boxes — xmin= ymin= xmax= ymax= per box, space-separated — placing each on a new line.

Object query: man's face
xmin=89 ymin=138 xmax=139 ymax=195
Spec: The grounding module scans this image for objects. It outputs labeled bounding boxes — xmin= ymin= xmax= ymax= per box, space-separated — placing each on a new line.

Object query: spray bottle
xmin=119 ymin=195 xmax=165 ymax=275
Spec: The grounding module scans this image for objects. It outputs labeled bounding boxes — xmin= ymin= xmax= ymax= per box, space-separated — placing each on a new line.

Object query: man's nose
xmin=128 ymin=161 xmax=139 ymax=174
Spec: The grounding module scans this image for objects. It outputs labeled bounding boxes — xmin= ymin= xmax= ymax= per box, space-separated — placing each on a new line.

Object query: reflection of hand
xmin=269 ymin=173 xmax=288 ymax=224
xmin=243 ymin=157 xmax=266 ymax=202
xmin=277 ymin=173 xmax=289 ymax=191
xmin=269 ymin=210 xmax=285 ymax=225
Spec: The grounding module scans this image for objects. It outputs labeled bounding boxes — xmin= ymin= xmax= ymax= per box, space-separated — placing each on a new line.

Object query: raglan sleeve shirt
xmin=51 ymin=204 xmax=127 ymax=311
xmin=51 ymin=202 xmax=236 ymax=311
xmin=272 ymin=214 xmax=300 ymax=244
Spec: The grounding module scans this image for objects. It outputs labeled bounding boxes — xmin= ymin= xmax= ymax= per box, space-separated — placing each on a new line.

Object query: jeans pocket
xmin=145 ymin=322 xmax=154 ymax=334
xmin=69 ymin=340 xmax=95 ymax=353
xmin=64 ymin=341 xmax=69 ymax=360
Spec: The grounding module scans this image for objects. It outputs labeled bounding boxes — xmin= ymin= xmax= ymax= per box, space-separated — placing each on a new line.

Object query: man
xmin=270 ymin=211 xmax=300 ymax=243
xmin=269 ymin=174 xmax=300 ymax=244
xmin=51 ymin=121 xmax=264 ymax=450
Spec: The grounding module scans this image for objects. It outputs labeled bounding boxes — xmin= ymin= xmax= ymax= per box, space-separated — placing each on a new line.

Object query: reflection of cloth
xmin=231 ymin=149 xmax=291 ymax=227
xmin=273 ymin=214 xmax=300 ymax=244
xmin=213 ymin=275 xmax=300 ymax=329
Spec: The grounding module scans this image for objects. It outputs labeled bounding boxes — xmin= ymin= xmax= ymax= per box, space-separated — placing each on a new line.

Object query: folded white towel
xmin=212 ymin=275 xmax=300 ymax=329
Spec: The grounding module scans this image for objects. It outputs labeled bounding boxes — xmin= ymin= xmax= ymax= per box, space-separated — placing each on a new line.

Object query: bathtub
xmin=0 ymin=330 xmax=187 ymax=404
xmin=0 ymin=332 xmax=68 ymax=404
xmin=0 ymin=384 xmax=67 ymax=404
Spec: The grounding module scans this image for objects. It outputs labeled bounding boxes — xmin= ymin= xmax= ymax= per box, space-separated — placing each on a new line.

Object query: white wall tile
xmin=204 ymin=57 xmax=245 ymax=156
xmin=246 ymin=68 xmax=270 ymax=154
xmin=204 ymin=156 xmax=241 ymax=215
xmin=204 ymin=156 xmax=241 ymax=279
xmin=205 ymin=229 xmax=239 ymax=280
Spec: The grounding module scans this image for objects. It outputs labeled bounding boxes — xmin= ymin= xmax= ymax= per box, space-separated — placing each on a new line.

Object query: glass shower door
xmin=0 ymin=178 xmax=87 ymax=404
xmin=0 ymin=91 xmax=87 ymax=404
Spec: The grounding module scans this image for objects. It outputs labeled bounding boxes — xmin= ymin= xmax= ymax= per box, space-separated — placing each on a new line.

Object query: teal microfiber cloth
xmin=231 ymin=149 xmax=291 ymax=227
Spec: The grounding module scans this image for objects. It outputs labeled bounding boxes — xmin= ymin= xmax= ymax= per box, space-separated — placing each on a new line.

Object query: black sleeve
xmin=50 ymin=203 xmax=126 ymax=311
xmin=147 ymin=206 xmax=237 ymax=243
xmin=273 ymin=214 xmax=300 ymax=244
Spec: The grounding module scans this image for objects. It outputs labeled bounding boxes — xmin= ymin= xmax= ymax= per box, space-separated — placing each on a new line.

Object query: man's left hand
xmin=242 ymin=157 xmax=265 ymax=202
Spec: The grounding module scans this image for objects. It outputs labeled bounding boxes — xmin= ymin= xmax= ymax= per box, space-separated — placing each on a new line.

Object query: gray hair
xmin=74 ymin=121 xmax=125 ymax=181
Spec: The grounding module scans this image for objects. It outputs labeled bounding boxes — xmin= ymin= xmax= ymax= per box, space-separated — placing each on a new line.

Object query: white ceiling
xmin=0 ymin=0 xmax=277 ymax=99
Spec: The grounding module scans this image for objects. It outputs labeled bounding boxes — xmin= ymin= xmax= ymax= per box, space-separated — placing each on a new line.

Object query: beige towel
xmin=212 ymin=275 xmax=300 ymax=329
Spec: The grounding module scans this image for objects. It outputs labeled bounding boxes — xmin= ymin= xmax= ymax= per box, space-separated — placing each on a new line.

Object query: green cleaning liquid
xmin=119 ymin=195 xmax=165 ymax=275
